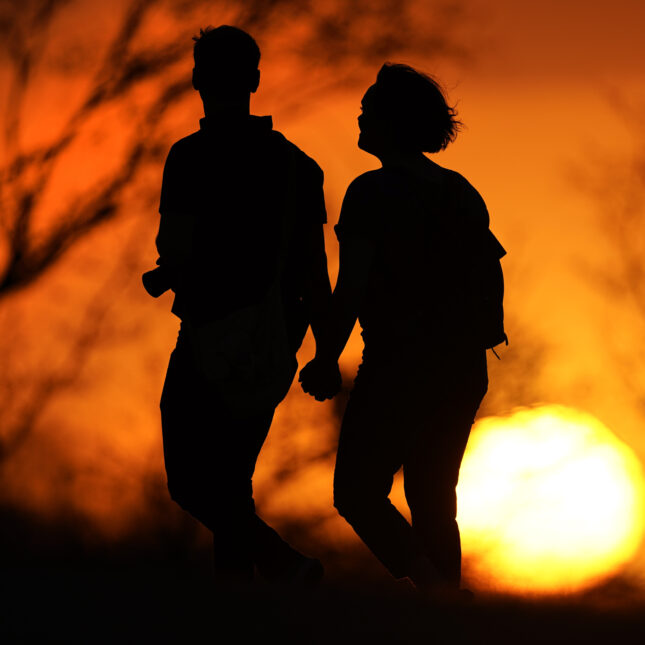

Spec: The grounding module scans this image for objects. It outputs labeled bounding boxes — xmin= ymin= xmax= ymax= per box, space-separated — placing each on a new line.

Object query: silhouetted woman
xmin=300 ymin=64 xmax=506 ymax=599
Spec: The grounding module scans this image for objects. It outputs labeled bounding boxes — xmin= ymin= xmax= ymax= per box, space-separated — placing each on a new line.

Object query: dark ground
xmin=2 ymin=506 xmax=645 ymax=644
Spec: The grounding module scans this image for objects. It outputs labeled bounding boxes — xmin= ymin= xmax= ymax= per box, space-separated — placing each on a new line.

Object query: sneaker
xmin=268 ymin=555 xmax=324 ymax=587
xmin=422 ymin=584 xmax=475 ymax=606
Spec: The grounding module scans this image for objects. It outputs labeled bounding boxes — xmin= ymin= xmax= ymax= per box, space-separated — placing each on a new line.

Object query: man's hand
xmin=299 ymin=357 xmax=342 ymax=401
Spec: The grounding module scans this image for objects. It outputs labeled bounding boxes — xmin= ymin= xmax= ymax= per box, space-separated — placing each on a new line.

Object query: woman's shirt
xmin=335 ymin=163 xmax=505 ymax=355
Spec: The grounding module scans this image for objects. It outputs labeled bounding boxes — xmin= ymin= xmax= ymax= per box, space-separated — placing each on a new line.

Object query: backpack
xmin=403 ymin=168 xmax=508 ymax=355
xmin=471 ymin=229 xmax=508 ymax=356
xmin=182 ymin=139 xmax=299 ymax=418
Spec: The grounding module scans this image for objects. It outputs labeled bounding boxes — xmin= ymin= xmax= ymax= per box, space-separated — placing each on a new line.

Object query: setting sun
xmin=458 ymin=405 xmax=645 ymax=595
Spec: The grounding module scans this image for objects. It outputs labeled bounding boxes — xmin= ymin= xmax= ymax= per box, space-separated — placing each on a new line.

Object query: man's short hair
xmin=374 ymin=63 xmax=461 ymax=153
xmin=193 ymin=25 xmax=260 ymax=74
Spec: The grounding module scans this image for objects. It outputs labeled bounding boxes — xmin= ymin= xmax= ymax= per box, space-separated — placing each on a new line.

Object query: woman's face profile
xmin=358 ymin=85 xmax=388 ymax=157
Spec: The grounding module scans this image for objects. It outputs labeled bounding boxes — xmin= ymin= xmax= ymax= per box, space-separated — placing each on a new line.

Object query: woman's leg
xmin=402 ymin=408 xmax=473 ymax=588
xmin=403 ymin=357 xmax=488 ymax=588
xmin=333 ymin=371 xmax=428 ymax=580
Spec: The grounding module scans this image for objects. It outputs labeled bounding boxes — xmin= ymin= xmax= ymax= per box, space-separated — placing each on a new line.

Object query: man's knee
xmin=166 ymin=476 xmax=197 ymax=515
xmin=166 ymin=479 xmax=220 ymax=532
xmin=167 ymin=473 xmax=255 ymax=529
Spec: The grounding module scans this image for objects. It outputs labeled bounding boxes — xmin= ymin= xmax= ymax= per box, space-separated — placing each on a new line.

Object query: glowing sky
xmin=2 ymin=0 xmax=645 ymax=592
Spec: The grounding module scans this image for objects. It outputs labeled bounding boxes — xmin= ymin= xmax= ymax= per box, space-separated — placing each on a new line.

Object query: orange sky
xmin=278 ymin=0 xmax=645 ymax=448
xmin=2 ymin=0 xmax=645 ymax=589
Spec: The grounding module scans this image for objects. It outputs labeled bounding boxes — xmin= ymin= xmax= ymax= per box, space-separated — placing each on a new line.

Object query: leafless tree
xmin=0 ymin=0 xmax=470 ymax=468
xmin=0 ymin=0 xmax=470 ymax=298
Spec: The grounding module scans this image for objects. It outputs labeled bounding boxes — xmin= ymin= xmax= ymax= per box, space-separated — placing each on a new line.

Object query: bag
xmin=184 ymin=140 xmax=299 ymax=418
xmin=471 ymin=230 xmax=508 ymax=354
xmin=404 ymin=168 xmax=508 ymax=354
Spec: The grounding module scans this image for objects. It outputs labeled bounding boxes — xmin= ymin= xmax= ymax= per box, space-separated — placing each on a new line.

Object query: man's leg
xmin=160 ymin=331 xmax=312 ymax=582
xmin=208 ymin=408 xmax=316 ymax=583
xmin=160 ymin=335 xmax=253 ymax=580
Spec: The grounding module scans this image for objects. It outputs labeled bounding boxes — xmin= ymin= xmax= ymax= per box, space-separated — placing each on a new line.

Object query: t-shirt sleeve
xmin=334 ymin=175 xmax=382 ymax=243
xmin=486 ymin=230 xmax=506 ymax=259
xmin=295 ymin=156 xmax=327 ymax=226
xmin=156 ymin=143 xmax=193 ymax=262
xmin=457 ymin=177 xmax=506 ymax=260
xmin=468 ymin=189 xmax=506 ymax=260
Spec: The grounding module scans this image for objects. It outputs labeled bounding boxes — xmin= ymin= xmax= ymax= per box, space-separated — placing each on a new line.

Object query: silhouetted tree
xmin=0 ymin=0 xmax=470 ymax=298
xmin=0 ymin=0 xmax=470 ymax=480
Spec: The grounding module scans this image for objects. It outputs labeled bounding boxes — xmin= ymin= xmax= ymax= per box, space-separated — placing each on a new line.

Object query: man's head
xmin=192 ymin=26 xmax=261 ymax=102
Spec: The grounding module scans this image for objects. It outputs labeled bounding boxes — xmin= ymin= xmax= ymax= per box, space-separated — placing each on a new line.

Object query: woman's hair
xmin=373 ymin=63 xmax=461 ymax=153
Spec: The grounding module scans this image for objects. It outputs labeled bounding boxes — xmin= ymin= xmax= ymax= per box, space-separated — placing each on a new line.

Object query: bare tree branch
xmin=0 ymin=0 xmax=470 ymax=467
xmin=0 ymin=0 xmax=468 ymax=301
xmin=0 ymin=215 xmax=149 ymax=461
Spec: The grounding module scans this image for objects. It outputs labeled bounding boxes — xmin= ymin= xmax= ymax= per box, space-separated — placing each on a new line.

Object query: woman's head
xmin=358 ymin=63 xmax=461 ymax=157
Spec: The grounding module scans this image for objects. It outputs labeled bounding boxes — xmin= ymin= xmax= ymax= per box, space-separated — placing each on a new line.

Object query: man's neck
xmin=202 ymin=97 xmax=251 ymax=122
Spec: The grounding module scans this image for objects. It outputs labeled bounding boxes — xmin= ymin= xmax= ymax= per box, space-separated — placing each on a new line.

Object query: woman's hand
xmin=299 ymin=357 xmax=342 ymax=401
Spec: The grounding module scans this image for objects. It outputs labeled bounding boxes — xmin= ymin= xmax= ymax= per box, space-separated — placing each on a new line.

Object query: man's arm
xmin=142 ymin=207 xmax=192 ymax=298
xmin=302 ymin=224 xmax=332 ymax=344
xmin=151 ymin=142 xmax=195 ymax=294
xmin=154 ymin=208 xmax=194 ymax=292
xmin=143 ymin=144 xmax=189 ymax=297
xmin=295 ymin=155 xmax=332 ymax=342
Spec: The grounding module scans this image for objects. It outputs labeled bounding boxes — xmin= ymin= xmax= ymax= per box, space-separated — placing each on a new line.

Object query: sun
xmin=457 ymin=405 xmax=645 ymax=595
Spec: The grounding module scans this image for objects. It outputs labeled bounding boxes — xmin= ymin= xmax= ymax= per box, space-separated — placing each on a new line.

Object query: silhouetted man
xmin=144 ymin=26 xmax=331 ymax=584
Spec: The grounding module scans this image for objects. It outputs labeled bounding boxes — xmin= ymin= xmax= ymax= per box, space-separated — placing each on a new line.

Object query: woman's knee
xmin=405 ymin=469 xmax=458 ymax=511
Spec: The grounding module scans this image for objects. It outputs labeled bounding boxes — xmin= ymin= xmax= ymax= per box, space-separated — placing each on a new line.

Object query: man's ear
xmin=250 ymin=69 xmax=260 ymax=94
xmin=192 ymin=67 xmax=200 ymax=91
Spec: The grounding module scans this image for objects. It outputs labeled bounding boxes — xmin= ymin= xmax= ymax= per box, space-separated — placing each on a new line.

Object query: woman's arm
xmin=299 ymin=234 xmax=375 ymax=401
xmin=315 ymin=236 xmax=376 ymax=363
xmin=299 ymin=174 xmax=380 ymax=400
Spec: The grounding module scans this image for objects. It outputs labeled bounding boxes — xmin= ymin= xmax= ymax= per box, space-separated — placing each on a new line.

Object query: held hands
xmin=299 ymin=357 xmax=342 ymax=401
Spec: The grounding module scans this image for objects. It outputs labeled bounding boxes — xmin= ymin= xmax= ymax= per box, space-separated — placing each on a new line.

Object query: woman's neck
xmin=378 ymin=150 xmax=428 ymax=170
xmin=378 ymin=151 xmax=445 ymax=184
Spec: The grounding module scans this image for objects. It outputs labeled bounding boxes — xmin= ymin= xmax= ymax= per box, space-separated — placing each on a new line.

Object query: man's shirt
xmin=156 ymin=115 xmax=326 ymax=349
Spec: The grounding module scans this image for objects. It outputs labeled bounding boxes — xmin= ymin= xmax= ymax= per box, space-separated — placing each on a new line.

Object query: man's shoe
xmin=266 ymin=555 xmax=323 ymax=587
xmin=423 ymin=585 xmax=475 ymax=606
xmin=455 ymin=588 xmax=475 ymax=604
xmin=287 ymin=556 xmax=324 ymax=586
